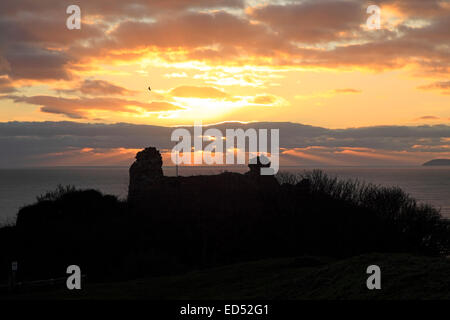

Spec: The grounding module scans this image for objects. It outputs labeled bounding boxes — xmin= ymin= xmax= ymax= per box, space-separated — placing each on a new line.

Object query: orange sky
xmin=0 ymin=0 xmax=449 ymax=166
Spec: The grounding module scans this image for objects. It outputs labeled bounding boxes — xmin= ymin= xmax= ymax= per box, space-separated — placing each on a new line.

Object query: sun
xmin=171 ymin=97 xmax=249 ymax=120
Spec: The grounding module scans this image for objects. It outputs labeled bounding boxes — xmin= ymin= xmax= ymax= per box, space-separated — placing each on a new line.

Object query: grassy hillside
xmin=6 ymin=253 xmax=450 ymax=300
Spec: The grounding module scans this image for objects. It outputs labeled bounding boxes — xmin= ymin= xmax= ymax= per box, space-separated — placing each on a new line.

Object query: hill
xmin=423 ymin=159 xmax=450 ymax=166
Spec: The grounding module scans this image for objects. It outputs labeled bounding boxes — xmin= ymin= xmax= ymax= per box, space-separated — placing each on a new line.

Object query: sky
xmin=0 ymin=0 xmax=449 ymax=167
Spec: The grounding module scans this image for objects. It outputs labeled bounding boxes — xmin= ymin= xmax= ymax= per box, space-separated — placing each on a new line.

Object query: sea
xmin=0 ymin=166 xmax=449 ymax=223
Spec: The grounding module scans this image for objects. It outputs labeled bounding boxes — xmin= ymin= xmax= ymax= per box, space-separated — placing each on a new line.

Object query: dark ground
xmin=4 ymin=253 xmax=450 ymax=300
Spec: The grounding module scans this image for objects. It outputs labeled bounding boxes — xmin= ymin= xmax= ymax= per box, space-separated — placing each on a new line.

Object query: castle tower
xmin=128 ymin=147 xmax=163 ymax=203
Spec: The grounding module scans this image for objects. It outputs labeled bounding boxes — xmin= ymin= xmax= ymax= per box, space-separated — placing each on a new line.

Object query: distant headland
xmin=423 ymin=159 xmax=450 ymax=166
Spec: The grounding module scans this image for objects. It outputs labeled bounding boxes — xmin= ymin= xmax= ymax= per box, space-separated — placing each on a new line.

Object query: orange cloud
xmin=1 ymin=0 xmax=450 ymax=129
xmin=333 ymin=88 xmax=362 ymax=94
xmin=295 ymin=88 xmax=361 ymax=100
xmin=335 ymin=147 xmax=412 ymax=162
xmin=380 ymin=0 xmax=448 ymax=17
xmin=418 ymin=81 xmax=450 ymax=94
xmin=35 ymin=147 xmax=141 ymax=167
xmin=2 ymin=0 xmax=449 ymax=84
xmin=282 ymin=148 xmax=345 ymax=166
xmin=252 ymin=95 xmax=277 ymax=104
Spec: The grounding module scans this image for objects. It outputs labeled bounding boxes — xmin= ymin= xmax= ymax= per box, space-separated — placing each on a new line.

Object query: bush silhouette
xmin=36 ymin=184 xmax=78 ymax=202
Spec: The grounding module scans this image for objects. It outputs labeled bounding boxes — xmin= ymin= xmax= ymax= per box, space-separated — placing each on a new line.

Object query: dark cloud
xmin=0 ymin=121 xmax=448 ymax=167
xmin=62 ymin=79 xmax=138 ymax=96
xmin=0 ymin=0 xmax=244 ymax=17
xmin=0 ymin=54 xmax=11 ymax=75
xmin=107 ymin=11 xmax=284 ymax=52
xmin=333 ymin=88 xmax=361 ymax=94
xmin=0 ymin=77 xmax=16 ymax=93
xmin=5 ymin=95 xmax=183 ymax=119
xmin=301 ymin=38 xmax=448 ymax=72
xmin=0 ymin=16 xmax=106 ymax=47
xmin=4 ymin=44 xmax=72 ymax=81
xmin=414 ymin=116 xmax=441 ymax=121
xmin=249 ymin=0 xmax=365 ymax=43
xmin=399 ymin=15 xmax=450 ymax=44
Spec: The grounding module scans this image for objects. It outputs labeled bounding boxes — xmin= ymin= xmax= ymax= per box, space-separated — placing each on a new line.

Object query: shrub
xmin=36 ymin=184 xmax=78 ymax=202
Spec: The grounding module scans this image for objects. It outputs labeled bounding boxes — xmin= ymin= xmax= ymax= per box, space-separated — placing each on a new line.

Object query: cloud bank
xmin=0 ymin=121 xmax=448 ymax=167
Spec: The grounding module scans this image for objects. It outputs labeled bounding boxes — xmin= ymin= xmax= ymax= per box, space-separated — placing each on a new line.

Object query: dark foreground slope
xmin=5 ymin=253 xmax=450 ymax=300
